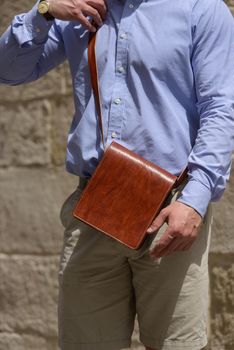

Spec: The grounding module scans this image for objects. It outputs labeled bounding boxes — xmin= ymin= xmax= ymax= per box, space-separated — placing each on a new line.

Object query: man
xmin=0 ymin=0 xmax=233 ymax=349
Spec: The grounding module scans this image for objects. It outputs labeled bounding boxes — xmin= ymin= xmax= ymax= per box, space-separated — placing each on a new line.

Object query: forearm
xmin=0 ymin=3 xmax=57 ymax=85
xmin=177 ymin=106 xmax=234 ymax=217
xmin=0 ymin=0 xmax=106 ymax=85
xmin=178 ymin=75 xmax=234 ymax=217
xmin=176 ymin=0 xmax=234 ymax=217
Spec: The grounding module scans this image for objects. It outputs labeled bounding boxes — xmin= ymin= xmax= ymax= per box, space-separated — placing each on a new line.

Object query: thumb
xmin=147 ymin=207 xmax=168 ymax=234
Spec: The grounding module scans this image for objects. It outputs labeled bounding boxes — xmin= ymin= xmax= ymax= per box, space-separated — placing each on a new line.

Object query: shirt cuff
xmin=12 ymin=2 xmax=54 ymax=45
xmin=176 ymin=179 xmax=212 ymax=217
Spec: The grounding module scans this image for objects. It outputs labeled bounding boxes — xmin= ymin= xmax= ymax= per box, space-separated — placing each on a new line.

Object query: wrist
xmin=177 ymin=179 xmax=212 ymax=218
xmin=47 ymin=0 xmax=55 ymax=17
xmin=38 ymin=0 xmax=55 ymax=21
xmin=175 ymin=200 xmax=202 ymax=219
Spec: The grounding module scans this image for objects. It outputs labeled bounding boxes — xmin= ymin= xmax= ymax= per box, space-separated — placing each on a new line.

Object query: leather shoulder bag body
xmin=73 ymin=33 xmax=187 ymax=249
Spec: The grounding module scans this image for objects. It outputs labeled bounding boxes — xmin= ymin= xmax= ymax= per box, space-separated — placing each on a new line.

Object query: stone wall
xmin=0 ymin=1 xmax=233 ymax=349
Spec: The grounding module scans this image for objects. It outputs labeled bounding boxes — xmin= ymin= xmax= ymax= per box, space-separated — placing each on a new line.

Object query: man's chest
xmin=63 ymin=0 xmax=193 ymax=82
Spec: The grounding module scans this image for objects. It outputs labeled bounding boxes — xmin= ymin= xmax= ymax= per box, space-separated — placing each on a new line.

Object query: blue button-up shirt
xmin=0 ymin=0 xmax=234 ymax=216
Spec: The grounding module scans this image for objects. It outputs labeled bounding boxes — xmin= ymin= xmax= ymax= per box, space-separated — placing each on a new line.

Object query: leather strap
xmin=87 ymin=32 xmax=188 ymax=186
xmin=88 ymin=32 xmax=105 ymax=147
xmin=174 ymin=166 xmax=188 ymax=188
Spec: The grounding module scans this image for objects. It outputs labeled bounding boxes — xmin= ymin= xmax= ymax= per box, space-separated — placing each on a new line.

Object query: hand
xmin=147 ymin=201 xmax=202 ymax=258
xmin=48 ymin=0 xmax=107 ymax=32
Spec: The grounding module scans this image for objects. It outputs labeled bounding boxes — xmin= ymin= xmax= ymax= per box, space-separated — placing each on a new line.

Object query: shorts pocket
xmin=60 ymin=188 xmax=82 ymax=228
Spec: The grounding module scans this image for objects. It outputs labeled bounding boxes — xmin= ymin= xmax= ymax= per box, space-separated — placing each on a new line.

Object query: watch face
xmin=38 ymin=2 xmax=49 ymax=14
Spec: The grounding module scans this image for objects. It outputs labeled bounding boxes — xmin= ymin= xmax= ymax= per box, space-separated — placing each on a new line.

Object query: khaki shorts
xmin=58 ymin=181 xmax=212 ymax=350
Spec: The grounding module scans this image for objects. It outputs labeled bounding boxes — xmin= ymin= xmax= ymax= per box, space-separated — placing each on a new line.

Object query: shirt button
xmin=111 ymin=132 xmax=117 ymax=139
xmin=129 ymin=4 xmax=134 ymax=8
xmin=117 ymin=66 xmax=125 ymax=73
xmin=114 ymin=98 xmax=121 ymax=105
xmin=36 ymin=27 xmax=41 ymax=33
xmin=120 ymin=33 xmax=127 ymax=39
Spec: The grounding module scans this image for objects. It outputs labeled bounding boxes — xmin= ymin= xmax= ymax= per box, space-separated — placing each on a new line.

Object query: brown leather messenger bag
xmin=73 ymin=32 xmax=188 ymax=249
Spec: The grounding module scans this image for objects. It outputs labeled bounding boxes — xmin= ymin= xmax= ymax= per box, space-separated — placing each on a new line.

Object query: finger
xmin=147 ymin=208 xmax=168 ymax=233
xmin=180 ymin=226 xmax=200 ymax=251
xmin=149 ymin=229 xmax=175 ymax=256
xmin=151 ymin=237 xmax=183 ymax=258
xmin=87 ymin=0 xmax=107 ymax=19
xmin=166 ymin=228 xmax=197 ymax=254
xmin=155 ymin=237 xmax=193 ymax=257
xmin=83 ymin=5 xmax=103 ymax=26
xmin=154 ymin=226 xmax=198 ymax=256
xmin=78 ymin=13 xmax=97 ymax=32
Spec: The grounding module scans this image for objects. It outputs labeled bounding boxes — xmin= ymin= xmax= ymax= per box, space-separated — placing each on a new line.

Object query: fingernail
xmin=91 ymin=27 xmax=96 ymax=32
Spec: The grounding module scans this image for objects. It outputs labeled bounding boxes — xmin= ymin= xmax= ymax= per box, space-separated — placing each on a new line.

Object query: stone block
xmin=0 ymin=100 xmax=51 ymax=166
xmin=0 ymin=333 xmax=25 ymax=350
xmin=0 ymin=64 xmax=72 ymax=103
xmin=0 ymin=333 xmax=57 ymax=350
xmin=0 ymin=168 xmax=77 ymax=255
xmin=209 ymin=258 xmax=234 ymax=350
xmin=0 ymin=255 xmax=59 ymax=337
xmin=210 ymin=168 xmax=234 ymax=254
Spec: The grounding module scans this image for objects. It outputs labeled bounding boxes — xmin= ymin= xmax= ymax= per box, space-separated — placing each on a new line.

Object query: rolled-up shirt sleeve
xmin=0 ymin=2 xmax=66 ymax=85
xmin=177 ymin=0 xmax=234 ymax=217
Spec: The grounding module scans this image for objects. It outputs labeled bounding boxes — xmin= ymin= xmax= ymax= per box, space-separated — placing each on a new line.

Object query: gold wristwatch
xmin=38 ymin=0 xmax=54 ymax=21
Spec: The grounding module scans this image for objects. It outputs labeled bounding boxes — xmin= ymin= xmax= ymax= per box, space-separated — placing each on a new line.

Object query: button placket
xmin=107 ymin=0 xmax=143 ymax=142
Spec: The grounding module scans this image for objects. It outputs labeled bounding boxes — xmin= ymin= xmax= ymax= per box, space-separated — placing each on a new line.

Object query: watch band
xmin=38 ymin=0 xmax=54 ymax=21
